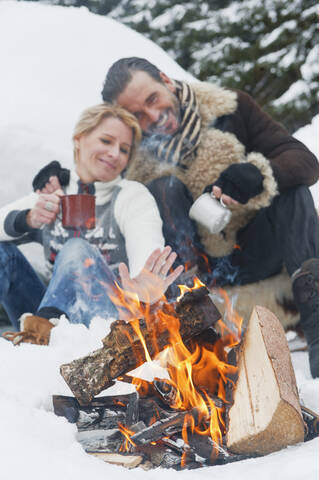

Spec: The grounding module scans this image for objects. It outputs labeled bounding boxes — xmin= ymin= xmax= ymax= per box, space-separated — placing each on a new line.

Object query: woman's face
xmin=75 ymin=116 xmax=133 ymax=183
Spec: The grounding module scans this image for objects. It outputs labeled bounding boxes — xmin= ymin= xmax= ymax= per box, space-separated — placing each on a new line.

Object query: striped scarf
xmin=141 ymin=81 xmax=201 ymax=167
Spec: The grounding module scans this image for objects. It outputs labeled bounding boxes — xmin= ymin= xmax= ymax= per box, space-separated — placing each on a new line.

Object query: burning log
xmin=131 ymin=407 xmax=201 ymax=445
xmin=226 ymin=306 xmax=305 ymax=455
xmin=60 ymin=287 xmax=221 ymax=405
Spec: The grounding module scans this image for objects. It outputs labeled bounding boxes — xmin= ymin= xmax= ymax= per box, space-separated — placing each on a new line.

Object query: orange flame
xmin=176 ymin=276 xmax=205 ymax=301
xmin=109 ymin=278 xmax=243 ymax=460
xmin=118 ymin=423 xmax=136 ymax=452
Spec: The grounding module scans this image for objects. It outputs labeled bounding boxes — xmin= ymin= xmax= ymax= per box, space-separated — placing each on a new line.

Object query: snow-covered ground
xmin=1 ymin=2 xmax=319 ymax=479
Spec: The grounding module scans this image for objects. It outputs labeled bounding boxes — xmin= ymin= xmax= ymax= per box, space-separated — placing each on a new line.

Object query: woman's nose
xmin=108 ymin=143 xmax=120 ymax=158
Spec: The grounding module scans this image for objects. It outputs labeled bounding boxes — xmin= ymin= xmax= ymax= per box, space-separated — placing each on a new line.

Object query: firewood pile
xmin=53 ymin=283 xmax=319 ymax=470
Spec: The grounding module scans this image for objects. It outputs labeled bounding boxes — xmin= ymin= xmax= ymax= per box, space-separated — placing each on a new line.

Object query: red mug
xmin=61 ymin=194 xmax=96 ymax=229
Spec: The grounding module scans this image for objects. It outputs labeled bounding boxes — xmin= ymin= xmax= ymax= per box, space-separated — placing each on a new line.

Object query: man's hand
xmin=212 ymin=185 xmax=239 ymax=207
xmin=213 ymin=163 xmax=264 ymax=205
xmin=118 ymin=246 xmax=184 ymax=304
xmin=27 ymin=189 xmax=64 ymax=229
xmin=2 ymin=314 xmax=55 ymax=346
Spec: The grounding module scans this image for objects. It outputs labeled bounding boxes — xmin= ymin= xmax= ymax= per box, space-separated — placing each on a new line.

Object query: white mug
xmin=189 ymin=193 xmax=232 ymax=234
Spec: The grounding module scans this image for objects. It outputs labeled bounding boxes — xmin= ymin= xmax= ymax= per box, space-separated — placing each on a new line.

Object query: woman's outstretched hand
xmin=118 ymin=246 xmax=184 ymax=304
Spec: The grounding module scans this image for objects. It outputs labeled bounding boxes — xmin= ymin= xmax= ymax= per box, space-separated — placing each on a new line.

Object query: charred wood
xmin=77 ymin=428 xmax=123 ymax=453
xmin=131 ymin=408 xmax=201 ymax=445
xmin=53 ymin=393 xmax=137 ymax=431
xmin=52 ymin=394 xmax=79 ymax=423
xmin=125 ymin=392 xmax=139 ymax=426
xmin=302 ymin=405 xmax=319 ymax=441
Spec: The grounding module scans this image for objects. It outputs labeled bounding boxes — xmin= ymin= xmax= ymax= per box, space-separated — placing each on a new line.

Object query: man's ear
xmin=159 ymin=72 xmax=176 ymax=93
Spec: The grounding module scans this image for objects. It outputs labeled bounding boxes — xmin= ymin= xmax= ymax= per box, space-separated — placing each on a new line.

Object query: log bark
xmin=60 ymin=287 xmax=221 ymax=405
xmin=226 ymin=306 xmax=305 ymax=455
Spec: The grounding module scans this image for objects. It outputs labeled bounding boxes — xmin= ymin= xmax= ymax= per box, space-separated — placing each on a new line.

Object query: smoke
xmin=205 ymin=256 xmax=239 ymax=287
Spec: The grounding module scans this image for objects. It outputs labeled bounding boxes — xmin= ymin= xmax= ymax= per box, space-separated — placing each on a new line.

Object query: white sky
xmin=1 ymin=2 xmax=319 ymax=479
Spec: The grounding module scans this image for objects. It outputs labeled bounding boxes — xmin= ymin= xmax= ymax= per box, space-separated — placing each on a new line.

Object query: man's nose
xmin=145 ymin=107 xmax=159 ymax=124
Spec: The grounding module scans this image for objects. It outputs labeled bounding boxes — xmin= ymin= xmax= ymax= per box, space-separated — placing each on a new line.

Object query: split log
xmin=60 ymin=287 xmax=221 ymax=405
xmin=226 ymin=306 xmax=305 ymax=455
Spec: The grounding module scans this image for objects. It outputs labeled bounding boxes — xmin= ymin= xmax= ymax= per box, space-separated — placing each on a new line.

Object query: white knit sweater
xmin=0 ymin=170 xmax=164 ymax=278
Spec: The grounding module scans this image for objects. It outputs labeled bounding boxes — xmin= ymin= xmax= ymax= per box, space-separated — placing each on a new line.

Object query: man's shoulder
xmin=190 ymin=80 xmax=238 ymax=122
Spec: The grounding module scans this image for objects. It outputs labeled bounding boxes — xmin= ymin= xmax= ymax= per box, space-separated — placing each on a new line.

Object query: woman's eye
xmin=101 ymin=138 xmax=110 ymax=144
xmin=120 ymin=148 xmax=129 ymax=155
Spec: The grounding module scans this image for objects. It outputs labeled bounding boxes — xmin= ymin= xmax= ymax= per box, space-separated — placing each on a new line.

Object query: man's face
xmin=117 ymin=71 xmax=181 ymax=136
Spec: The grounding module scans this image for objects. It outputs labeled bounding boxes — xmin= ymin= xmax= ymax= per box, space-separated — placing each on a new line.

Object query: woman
xmin=0 ymin=104 xmax=183 ymax=344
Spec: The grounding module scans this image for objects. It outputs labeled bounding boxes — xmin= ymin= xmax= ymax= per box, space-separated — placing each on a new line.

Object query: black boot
xmin=292 ymin=258 xmax=319 ymax=378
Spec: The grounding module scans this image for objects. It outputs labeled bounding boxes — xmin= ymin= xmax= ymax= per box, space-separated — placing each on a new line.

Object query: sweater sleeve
xmin=114 ymin=180 xmax=164 ymax=277
xmin=0 ymin=193 xmax=38 ymax=241
xmin=236 ymin=90 xmax=319 ymax=191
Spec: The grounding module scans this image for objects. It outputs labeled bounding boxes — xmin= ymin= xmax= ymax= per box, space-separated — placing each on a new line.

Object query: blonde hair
xmin=73 ymin=103 xmax=142 ymax=162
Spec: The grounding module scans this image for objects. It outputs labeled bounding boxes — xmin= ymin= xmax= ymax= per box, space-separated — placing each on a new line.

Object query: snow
xmin=1 ymin=1 xmax=319 ymax=478
xmin=260 ymin=20 xmax=298 ymax=48
xmin=302 ymin=45 xmax=319 ymax=82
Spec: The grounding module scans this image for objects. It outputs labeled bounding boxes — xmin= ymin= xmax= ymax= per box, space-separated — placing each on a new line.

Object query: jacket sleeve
xmin=236 ymin=90 xmax=319 ymax=192
xmin=114 ymin=181 xmax=164 ymax=277
xmin=0 ymin=193 xmax=38 ymax=241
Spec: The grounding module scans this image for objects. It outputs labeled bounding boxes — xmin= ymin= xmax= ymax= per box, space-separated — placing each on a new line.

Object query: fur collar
xmin=190 ymin=82 xmax=238 ymax=126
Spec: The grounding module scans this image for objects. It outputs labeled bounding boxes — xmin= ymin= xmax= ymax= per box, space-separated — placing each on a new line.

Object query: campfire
xmin=53 ymin=279 xmax=318 ymax=470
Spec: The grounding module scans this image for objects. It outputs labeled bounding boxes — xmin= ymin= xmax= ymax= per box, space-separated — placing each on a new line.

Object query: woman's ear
xmin=74 ymin=137 xmax=80 ymax=149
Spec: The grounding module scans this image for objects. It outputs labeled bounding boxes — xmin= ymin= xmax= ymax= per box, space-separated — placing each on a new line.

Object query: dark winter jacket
xmin=125 ymin=81 xmax=319 ymax=257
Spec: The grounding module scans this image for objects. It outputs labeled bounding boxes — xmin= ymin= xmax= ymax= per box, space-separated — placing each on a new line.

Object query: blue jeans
xmin=0 ymin=242 xmax=46 ymax=329
xmin=0 ymin=239 xmax=118 ymax=329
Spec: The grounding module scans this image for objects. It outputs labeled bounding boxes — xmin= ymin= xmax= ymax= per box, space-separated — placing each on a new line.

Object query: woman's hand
xmin=118 ymin=246 xmax=184 ymax=304
xmin=35 ymin=175 xmax=62 ymax=195
xmin=27 ymin=189 xmax=64 ymax=229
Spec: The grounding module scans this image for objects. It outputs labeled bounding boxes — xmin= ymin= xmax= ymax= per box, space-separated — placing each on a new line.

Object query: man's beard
xmin=145 ymin=93 xmax=181 ymax=138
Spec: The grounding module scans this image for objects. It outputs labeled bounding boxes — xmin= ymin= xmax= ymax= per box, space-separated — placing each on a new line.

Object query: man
xmin=33 ymin=57 xmax=319 ymax=377
xmin=99 ymin=57 xmax=319 ymax=378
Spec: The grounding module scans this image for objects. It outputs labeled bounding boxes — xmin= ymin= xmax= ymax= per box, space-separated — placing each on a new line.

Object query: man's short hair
xmin=101 ymin=57 xmax=162 ymax=103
